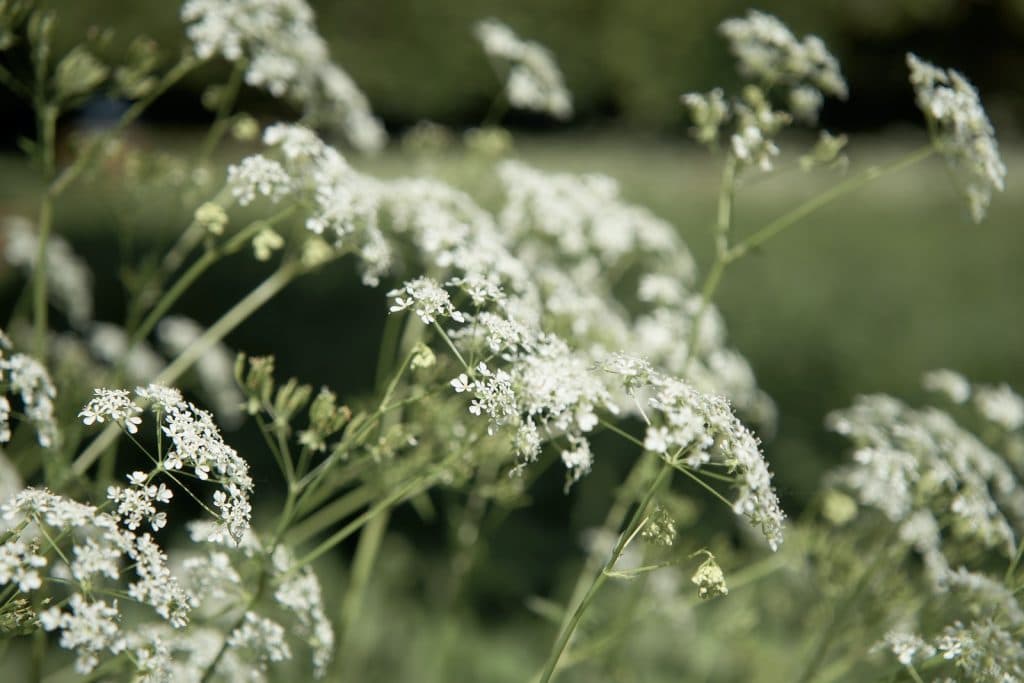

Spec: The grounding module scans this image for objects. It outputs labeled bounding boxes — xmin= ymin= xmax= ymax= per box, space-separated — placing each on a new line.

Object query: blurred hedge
xmin=30 ymin=0 xmax=1024 ymax=131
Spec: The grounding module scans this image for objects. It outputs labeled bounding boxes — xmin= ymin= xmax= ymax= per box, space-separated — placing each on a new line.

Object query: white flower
xmin=0 ymin=540 xmax=47 ymax=591
xmin=474 ymin=18 xmax=572 ymax=120
xmin=719 ymin=10 xmax=847 ymax=100
xmin=3 ymin=216 xmax=93 ymax=329
xmin=450 ymin=374 xmax=472 ymax=393
xmin=907 ymin=53 xmax=1006 ymax=222
xmin=922 ymin=368 xmax=971 ymax=404
xmin=828 ymin=393 xmax=1024 ymax=557
xmin=681 ymin=88 xmax=729 ymax=144
xmin=181 ymin=0 xmax=386 ymax=152
xmin=80 ymin=388 xmax=143 ymax=434
xmin=973 ymin=383 xmax=1024 ymax=430
xmin=387 ymin=277 xmax=465 ymax=325
xmin=731 ymin=124 xmax=779 ymax=171
xmin=879 ymin=629 xmax=936 ymax=667
xmin=0 ymin=344 xmax=59 ymax=447
xmin=226 ymin=611 xmax=292 ymax=666
xmin=226 ymin=155 xmax=293 ymax=206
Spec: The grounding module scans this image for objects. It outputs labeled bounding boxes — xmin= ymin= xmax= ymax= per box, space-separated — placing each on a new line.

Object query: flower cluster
xmin=718 ymin=9 xmax=847 ymax=108
xmin=248 ymin=123 xmax=774 ymax=495
xmin=168 ymin=522 xmax=335 ymax=678
xmin=828 ymin=391 xmax=1024 ymax=578
xmin=388 ymin=277 xmax=466 ymax=325
xmin=157 ymin=316 xmax=244 ymax=427
xmin=602 ymin=353 xmax=785 ymax=550
xmin=0 ymin=333 xmax=59 ymax=448
xmin=2 ymin=488 xmax=194 ymax=674
xmin=227 ymin=154 xmax=293 ymax=206
xmin=180 ymin=0 xmax=385 ymax=151
xmin=81 ymin=384 xmax=253 ymax=544
xmin=682 ymin=11 xmax=848 ymax=171
xmin=907 ymin=53 xmax=1006 ymax=222
xmin=3 ymin=216 xmax=94 ymax=329
xmin=474 ymin=18 xmax=573 ymax=120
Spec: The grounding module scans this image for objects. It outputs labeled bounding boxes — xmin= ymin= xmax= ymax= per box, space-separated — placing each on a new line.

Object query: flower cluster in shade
xmin=474 ymin=18 xmax=573 ymax=120
xmin=180 ymin=0 xmax=385 ymax=152
xmin=906 ymin=53 xmax=1006 ymax=223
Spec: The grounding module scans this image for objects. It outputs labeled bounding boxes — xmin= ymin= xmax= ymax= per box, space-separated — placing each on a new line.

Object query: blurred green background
xmin=1 ymin=1 xmax=1023 ymax=679
xmin=2 ymin=0 xmax=1024 ymax=134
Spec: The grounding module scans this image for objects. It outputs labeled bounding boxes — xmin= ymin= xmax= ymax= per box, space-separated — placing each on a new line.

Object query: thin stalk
xmin=49 ymin=55 xmax=199 ymax=198
xmin=127 ymin=211 xmax=288 ymax=350
xmin=795 ymin=527 xmax=899 ymax=683
xmin=714 ymin=154 xmax=737 ymax=258
xmin=728 ymin=145 xmax=936 ymax=260
xmin=70 ymin=260 xmax=303 ymax=477
xmin=31 ymin=193 xmax=53 ymax=356
xmin=681 ymin=256 xmax=727 ymax=375
xmin=538 ymin=462 xmax=671 ymax=683
xmin=199 ymin=570 xmax=267 ymax=683
xmin=283 ymin=476 xmax=429 ymax=578
xmin=1005 ymin=537 xmax=1024 ymax=585
xmin=197 ymin=60 xmax=246 ymax=165
xmin=335 ymin=509 xmax=390 ymax=665
xmin=290 ymin=484 xmax=376 ymax=544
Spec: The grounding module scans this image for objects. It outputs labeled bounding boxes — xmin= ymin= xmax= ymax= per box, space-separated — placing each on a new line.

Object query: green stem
xmin=197 ymin=60 xmax=246 ymax=165
xmin=127 ymin=211 xmax=286 ymax=351
xmin=70 ymin=260 xmax=303 ymax=477
xmin=682 ymin=256 xmax=727 ymax=375
xmin=290 ymin=484 xmax=376 ymax=545
xmin=714 ymin=155 xmax=737 ymax=258
xmin=49 ymin=55 xmax=199 ymax=198
xmin=728 ymin=144 xmax=936 ymax=261
xmin=538 ymin=462 xmax=671 ymax=683
xmin=1006 ymin=537 xmax=1024 ymax=585
xmin=283 ymin=475 xmax=429 ymax=578
xmin=335 ymin=509 xmax=390 ymax=665
xmin=199 ymin=570 xmax=267 ymax=683
xmin=31 ymin=193 xmax=53 ymax=357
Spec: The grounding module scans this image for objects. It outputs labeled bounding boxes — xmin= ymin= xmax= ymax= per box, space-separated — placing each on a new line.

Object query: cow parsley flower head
xmin=3 ymin=216 xmax=94 ymax=329
xmin=226 ymin=155 xmax=292 ymax=206
xmin=181 ymin=0 xmax=386 ymax=151
xmin=719 ymin=10 xmax=847 ymax=100
xmin=3 ymin=488 xmax=197 ymax=672
xmin=80 ymin=385 xmax=254 ymax=544
xmin=907 ymin=53 xmax=1006 ymax=222
xmin=388 ymin=277 xmax=466 ymax=325
xmin=878 ymin=629 xmax=936 ymax=667
xmin=474 ymin=18 xmax=573 ymax=120
xmin=681 ymin=89 xmax=729 ymax=144
xmin=828 ymin=389 xmax=1024 ymax=561
xmin=973 ymin=383 xmax=1024 ymax=431
xmin=0 ymin=340 xmax=59 ymax=447
xmin=602 ymin=354 xmax=785 ymax=550
xmin=80 ymin=388 xmax=143 ymax=433
xmin=922 ymin=369 xmax=972 ymax=404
